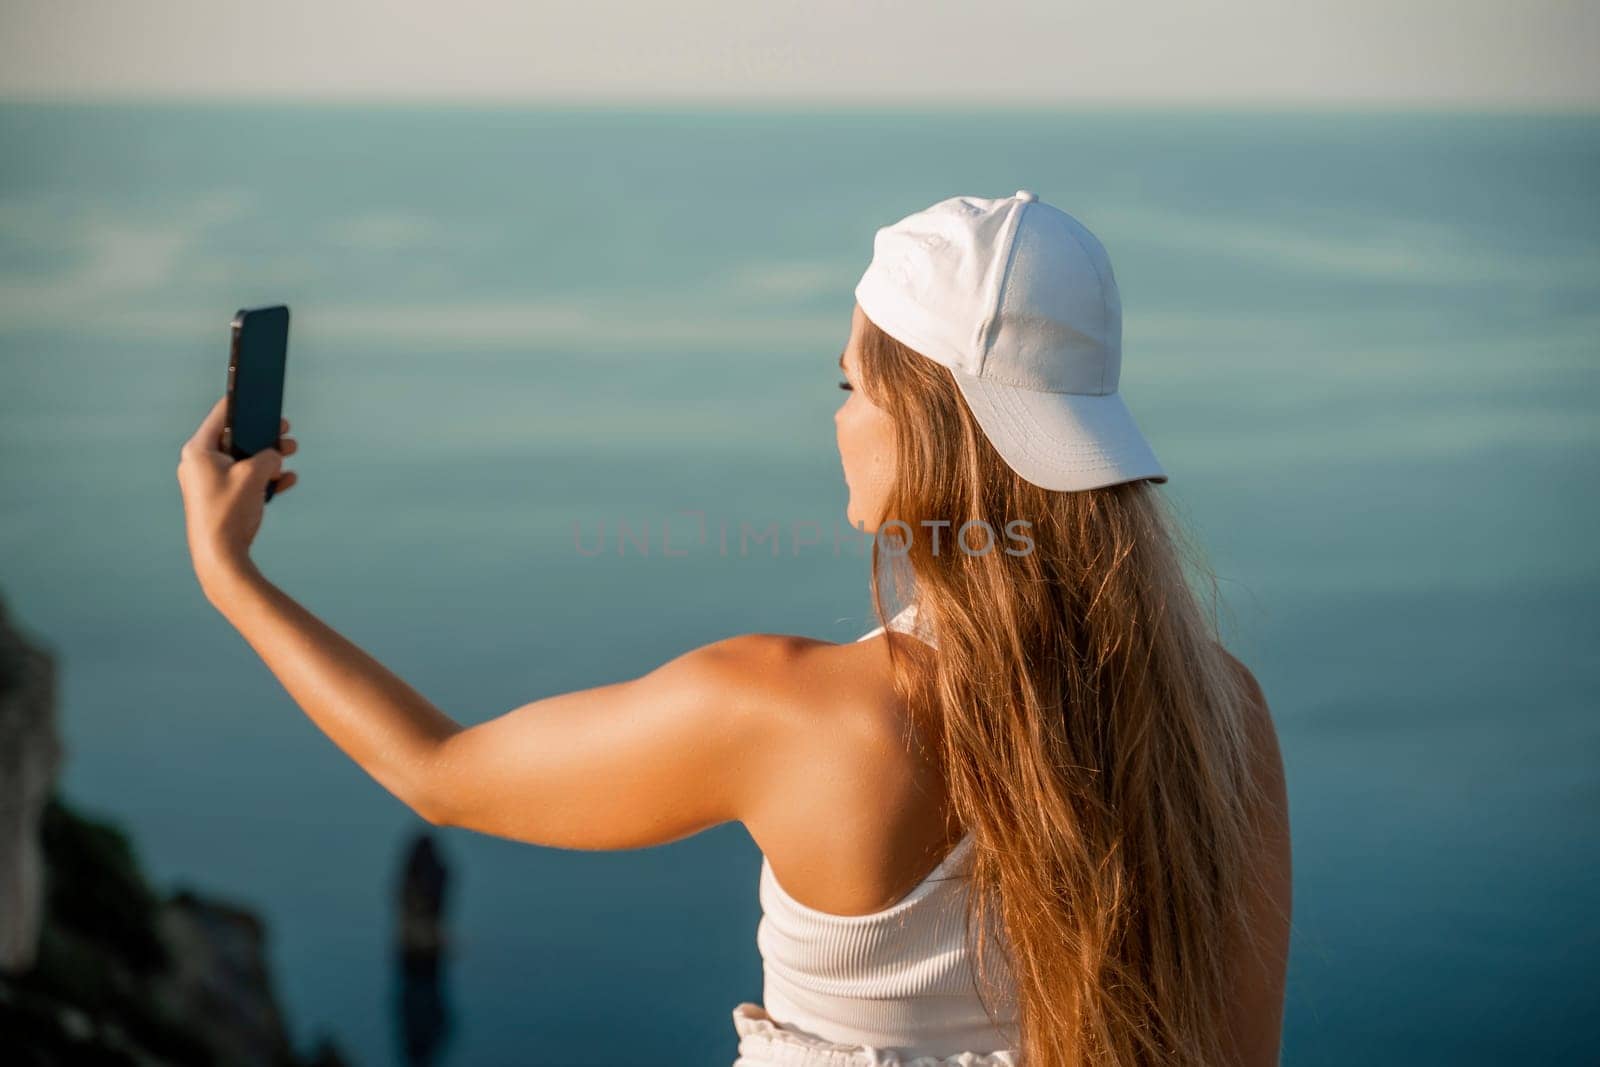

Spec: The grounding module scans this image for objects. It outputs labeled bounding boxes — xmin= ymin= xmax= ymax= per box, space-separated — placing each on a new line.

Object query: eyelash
xmin=838 ymin=379 xmax=853 ymax=392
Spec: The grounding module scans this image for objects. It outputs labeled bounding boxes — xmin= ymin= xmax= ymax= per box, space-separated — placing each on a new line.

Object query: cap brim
xmin=948 ymin=367 xmax=1167 ymax=491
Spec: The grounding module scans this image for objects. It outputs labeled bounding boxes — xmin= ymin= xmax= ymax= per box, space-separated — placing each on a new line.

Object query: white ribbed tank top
xmin=752 ymin=604 xmax=1019 ymax=1058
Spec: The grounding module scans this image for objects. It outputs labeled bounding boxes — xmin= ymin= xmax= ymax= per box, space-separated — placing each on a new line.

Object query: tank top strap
xmin=916 ymin=830 xmax=976 ymax=886
xmin=854 ymin=602 xmax=938 ymax=647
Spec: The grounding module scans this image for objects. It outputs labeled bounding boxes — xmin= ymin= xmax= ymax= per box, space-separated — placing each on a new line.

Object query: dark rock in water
xmin=397 ymin=831 xmax=449 ymax=966
xmin=0 ymin=593 xmax=349 ymax=1066
xmin=393 ymin=830 xmax=453 ymax=1067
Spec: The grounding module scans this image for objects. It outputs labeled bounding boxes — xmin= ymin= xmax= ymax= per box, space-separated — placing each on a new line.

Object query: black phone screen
xmin=228 ymin=305 xmax=289 ymax=459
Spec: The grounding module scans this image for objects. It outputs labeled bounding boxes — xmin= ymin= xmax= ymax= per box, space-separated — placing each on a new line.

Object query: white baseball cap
xmin=854 ymin=189 xmax=1167 ymax=491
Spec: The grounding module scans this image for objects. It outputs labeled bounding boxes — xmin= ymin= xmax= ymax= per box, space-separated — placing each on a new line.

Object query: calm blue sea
xmin=1 ymin=104 xmax=1596 ymax=1065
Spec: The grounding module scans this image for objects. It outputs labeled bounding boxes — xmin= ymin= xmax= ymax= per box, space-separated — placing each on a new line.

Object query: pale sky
xmin=1 ymin=0 xmax=1596 ymax=107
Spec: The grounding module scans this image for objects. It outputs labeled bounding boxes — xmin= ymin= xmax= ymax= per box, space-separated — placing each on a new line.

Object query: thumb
xmin=234 ymin=447 xmax=284 ymax=491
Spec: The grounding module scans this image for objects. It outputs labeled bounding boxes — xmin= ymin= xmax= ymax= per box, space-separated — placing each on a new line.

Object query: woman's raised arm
xmin=178 ymin=398 xmax=795 ymax=851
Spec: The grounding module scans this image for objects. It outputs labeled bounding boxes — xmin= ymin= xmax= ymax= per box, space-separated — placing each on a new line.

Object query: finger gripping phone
xmin=224 ymin=304 xmax=290 ymax=500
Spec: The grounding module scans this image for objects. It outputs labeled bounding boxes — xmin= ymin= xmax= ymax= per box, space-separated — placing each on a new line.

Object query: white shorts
xmin=730 ymin=1003 xmax=1020 ymax=1067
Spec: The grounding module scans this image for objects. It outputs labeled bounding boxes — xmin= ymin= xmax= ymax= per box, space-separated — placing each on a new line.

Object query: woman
xmin=178 ymin=189 xmax=1291 ymax=1066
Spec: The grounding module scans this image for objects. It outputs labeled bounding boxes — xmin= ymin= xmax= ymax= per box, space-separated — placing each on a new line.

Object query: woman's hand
xmin=177 ymin=396 xmax=299 ymax=599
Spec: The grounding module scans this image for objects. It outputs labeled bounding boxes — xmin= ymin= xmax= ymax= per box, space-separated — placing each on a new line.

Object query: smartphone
xmin=223 ymin=304 xmax=290 ymax=501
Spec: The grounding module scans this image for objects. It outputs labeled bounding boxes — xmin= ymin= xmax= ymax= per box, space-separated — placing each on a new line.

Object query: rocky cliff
xmin=0 ymin=589 xmax=61 ymax=971
xmin=0 ymin=594 xmax=347 ymax=1066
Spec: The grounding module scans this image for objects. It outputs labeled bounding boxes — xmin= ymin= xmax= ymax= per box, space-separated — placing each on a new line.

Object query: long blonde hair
xmin=857 ymin=313 xmax=1270 ymax=1066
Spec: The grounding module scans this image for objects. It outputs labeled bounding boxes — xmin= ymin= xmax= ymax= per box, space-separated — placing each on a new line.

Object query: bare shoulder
xmin=677 ymin=626 xmax=940 ymax=860
xmin=652 ymin=630 xmax=822 ymax=699
xmin=1215 ymin=646 xmax=1284 ymax=786
xmin=1216 ymin=644 xmax=1267 ymax=713
xmin=656 ymin=629 xmax=892 ymax=718
xmin=643 ymin=629 xmax=907 ymax=780
xmin=1213 ymin=644 xmax=1292 ymax=1065
xmin=668 ymin=626 xmax=902 ymax=709
xmin=1215 ymin=646 xmax=1289 ymax=850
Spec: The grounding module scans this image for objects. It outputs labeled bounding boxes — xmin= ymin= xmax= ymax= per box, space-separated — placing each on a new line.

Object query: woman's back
xmin=735 ymin=606 xmax=1021 ymax=1060
xmin=740 ymin=604 xmax=960 ymax=918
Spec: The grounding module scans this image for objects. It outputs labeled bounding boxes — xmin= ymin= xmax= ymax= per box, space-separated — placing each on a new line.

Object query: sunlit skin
xmin=834 ymin=302 xmax=898 ymax=533
xmin=177 ymin=301 xmax=1288 ymax=1063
